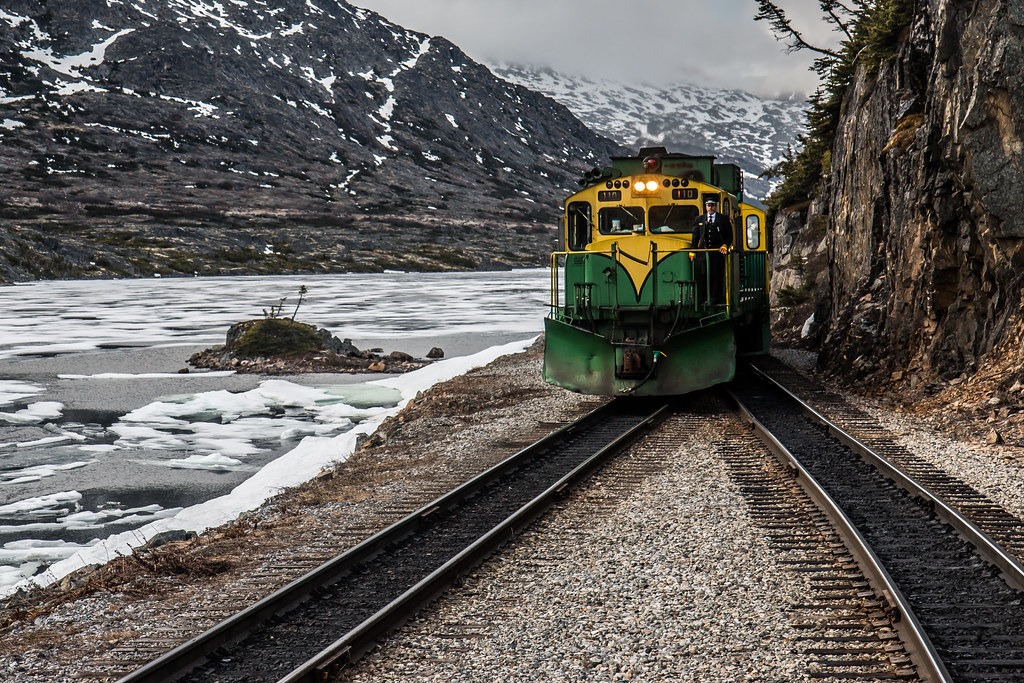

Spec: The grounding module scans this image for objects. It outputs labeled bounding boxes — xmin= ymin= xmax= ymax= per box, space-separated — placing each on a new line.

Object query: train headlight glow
xmin=631 ymin=175 xmax=662 ymax=196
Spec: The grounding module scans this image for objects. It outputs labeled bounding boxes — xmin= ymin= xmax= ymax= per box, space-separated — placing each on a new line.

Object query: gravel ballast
xmin=1 ymin=344 xmax=1022 ymax=682
xmin=346 ymin=412 xmax=813 ymax=682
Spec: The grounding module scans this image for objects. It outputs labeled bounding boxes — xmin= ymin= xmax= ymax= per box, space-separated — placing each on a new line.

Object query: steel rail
xmin=281 ymin=400 xmax=672 ymax=683
xmin=117 ymin=397 xmax=666 ymax=683
xmin=729 ymin=385 xmax=953 ymax=683
xmin=749 ymin=363 xmax=1024 ymax=594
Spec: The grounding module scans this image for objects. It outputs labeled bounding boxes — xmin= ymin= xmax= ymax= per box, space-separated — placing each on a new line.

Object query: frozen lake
xmin=0 ymin=269 xmax=549 ymax=595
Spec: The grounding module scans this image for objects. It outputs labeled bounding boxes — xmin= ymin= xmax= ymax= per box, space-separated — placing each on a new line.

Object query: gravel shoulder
xmin=1 ymin=343 xmax=1022 ymax=682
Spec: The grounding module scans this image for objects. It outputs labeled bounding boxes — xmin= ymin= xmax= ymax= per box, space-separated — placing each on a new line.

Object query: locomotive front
xmin=543 ymin=147 xmax=770 ymax=396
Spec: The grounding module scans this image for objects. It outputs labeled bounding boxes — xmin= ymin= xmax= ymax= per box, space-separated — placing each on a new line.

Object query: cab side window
xmin=566 ymin=201 xmax=592 ymax=251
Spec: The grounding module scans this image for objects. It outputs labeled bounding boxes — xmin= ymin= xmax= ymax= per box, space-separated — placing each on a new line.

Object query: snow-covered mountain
xmin=0 ymin=0 xmax=806 ymax=280
xmin=0 ymin=0 xmax=626 ymax=279
xmin=491 ymin=64 xmax=808 ymax=200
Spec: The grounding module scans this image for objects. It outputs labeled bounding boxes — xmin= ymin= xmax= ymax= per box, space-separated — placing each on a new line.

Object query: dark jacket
xmin=692 ymin=212 xmax=734 ymax=249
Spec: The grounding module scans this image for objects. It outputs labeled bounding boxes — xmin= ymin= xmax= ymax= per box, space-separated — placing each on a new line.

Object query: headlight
xmin=630 ymin=176 xmax=662 ymax=196
xmin=745 ymin=214 xmax=761 ymax=249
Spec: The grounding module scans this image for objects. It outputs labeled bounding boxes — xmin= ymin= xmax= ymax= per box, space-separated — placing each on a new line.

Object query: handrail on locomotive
xmin=542 ymin=147 xmax=771 ymax=397
xmin=548 ymin=247 xmax=765 ymax=316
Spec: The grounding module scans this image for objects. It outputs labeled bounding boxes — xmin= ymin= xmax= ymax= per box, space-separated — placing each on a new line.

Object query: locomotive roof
xmin=610 ymin=147 xmax=716 ymax=165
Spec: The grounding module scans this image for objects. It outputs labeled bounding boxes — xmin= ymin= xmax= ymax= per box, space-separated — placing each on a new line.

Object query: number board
xmin=672 ymin=188 xmax=698 ymax=200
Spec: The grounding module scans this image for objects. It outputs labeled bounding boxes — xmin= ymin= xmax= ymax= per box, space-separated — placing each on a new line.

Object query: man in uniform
xmin=691 ymin=198 xmax=733 ymax=305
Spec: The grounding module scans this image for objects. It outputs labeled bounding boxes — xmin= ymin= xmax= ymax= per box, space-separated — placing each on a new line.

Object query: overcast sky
xmin=351 ymin=0 xmax=840 ymax=98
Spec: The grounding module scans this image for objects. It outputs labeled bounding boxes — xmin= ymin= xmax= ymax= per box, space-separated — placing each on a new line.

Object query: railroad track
xmin=335 ymin=394 xmax=923 ymax=682
xmin=734 ymin=359 xmax=1024 ymax=682
xmin=115 ymin=397 xmax=670 ymax=683
xmin=716 ymin=429 xmax=918 ymax=680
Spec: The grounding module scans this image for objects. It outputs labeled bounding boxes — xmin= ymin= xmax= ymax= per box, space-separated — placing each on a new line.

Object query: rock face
xmin=773 ymin=0 xmax=1024 ymax=398
xmin=769 ymin=201 xmax=828 ymax=348
xmin=0 ymin=0 xmax=623 ymax=281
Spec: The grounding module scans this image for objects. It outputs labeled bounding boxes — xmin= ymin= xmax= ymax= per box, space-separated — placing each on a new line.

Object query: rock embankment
xmin=769 ymin=0 xmax=1024 ymax=439
xmin=188 ymin=317 xmax=441 ymax=374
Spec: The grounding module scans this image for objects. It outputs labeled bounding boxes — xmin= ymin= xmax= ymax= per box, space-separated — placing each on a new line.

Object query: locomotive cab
xmin=544 ymin=147 xmax=770 ymax=396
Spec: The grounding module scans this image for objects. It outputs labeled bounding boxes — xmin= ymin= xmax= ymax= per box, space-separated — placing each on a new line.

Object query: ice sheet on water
xmin=0 ymin=401 xmax=65 ymax=425
xmin=0 ymin=380 xmax=45 ymax=407
xmin=0 ymin=270 xmax=549 ymax=361
xmin=0 ymin=491 xmax=82 ymax=517
xmin=9 ymin=433 xmax=82 ymax=449
xmin=166 ymin=453 xmax=245 ymax=471
xmin=0 ymin=272 xmax=546 ymax=595
xmin=0 ymin=460 xmax=96 ymax=485
xmin=59 ymin=371 xmax=237 ymax=379
xmin=319 ymin=384 xmax=402 ymax=409
xmin=104 ymin=379 xmax=395 ymax=470
xmin=0 ymin=539 xmax=100 ymax=566
xmin=0 ymin=505 xmax=179 ymax=536
xmin=2 ymin=337 xmax=536 ymax=597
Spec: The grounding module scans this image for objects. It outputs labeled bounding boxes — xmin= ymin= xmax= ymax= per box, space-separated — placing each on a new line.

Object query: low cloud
xmin=354 ymin=0 xmax=839 ymax=98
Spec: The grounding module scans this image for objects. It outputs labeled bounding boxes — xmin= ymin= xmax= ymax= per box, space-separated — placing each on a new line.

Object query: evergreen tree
xmin=755 ymin=0 xmax=916 ymax=218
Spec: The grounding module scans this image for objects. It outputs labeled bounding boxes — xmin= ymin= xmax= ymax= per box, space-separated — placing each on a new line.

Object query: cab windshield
xmin=597 ymin=204 xmax=700 ymax=235
xmin=598 ymin=206 xmax=645 ymax=234
xmin=649 ymin=204 xmax=699 ymax=233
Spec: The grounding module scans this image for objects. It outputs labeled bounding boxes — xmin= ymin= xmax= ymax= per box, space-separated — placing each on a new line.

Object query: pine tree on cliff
xmin=755 ymin=0 xmax=916 ymax=218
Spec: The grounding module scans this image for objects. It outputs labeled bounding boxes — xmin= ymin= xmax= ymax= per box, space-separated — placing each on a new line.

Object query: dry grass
xmin=882 ymin=113 xmax=925 ymax=154
xmin=0 ymin=534 xmax=245 ymax=631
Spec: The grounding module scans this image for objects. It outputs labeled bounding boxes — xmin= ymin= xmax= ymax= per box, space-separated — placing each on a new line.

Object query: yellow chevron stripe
xmin=615 ymin=240 xmax=672 ymax=299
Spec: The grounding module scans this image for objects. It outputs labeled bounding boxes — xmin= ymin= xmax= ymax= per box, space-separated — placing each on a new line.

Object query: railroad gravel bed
xmin=345 ymin=410 xmax=818 ymax=682
xmin=0 ymin=344 xmax=1020 ymax=681
xmin=851 ymin=402 xmax=1024 ymax=524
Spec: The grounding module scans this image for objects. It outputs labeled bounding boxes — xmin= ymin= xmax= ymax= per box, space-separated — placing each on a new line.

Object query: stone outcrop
xmin=769 ymin=200 xmax=829 ymax=347
xmin=188 ymin=318 xmax=433 ymax=374
xmin=773 ymin=0 xmax=1024 ymax=403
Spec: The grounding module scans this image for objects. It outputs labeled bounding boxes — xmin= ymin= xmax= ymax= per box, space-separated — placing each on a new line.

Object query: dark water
xmin=0 ymin=270 xmax=547 ymax=591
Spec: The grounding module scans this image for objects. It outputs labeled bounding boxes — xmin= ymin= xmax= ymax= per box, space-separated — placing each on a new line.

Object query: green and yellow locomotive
xmin=544 ymin=147 xmax=770 ymax=396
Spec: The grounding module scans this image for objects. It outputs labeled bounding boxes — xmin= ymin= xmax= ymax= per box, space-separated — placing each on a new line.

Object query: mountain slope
xmin=491 ymin=64 xmax=807 ymax=200
xmin=0 ymin=0 xmax=623 ymax=280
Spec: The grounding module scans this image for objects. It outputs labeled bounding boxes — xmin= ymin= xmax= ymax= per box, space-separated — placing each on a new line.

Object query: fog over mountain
xmin=492 ymin=64 xmax=808 ymax=200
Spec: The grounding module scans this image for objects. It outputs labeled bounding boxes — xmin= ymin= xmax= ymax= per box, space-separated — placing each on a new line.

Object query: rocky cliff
xmin=772 ymin=0 xmax=1024 ymax=433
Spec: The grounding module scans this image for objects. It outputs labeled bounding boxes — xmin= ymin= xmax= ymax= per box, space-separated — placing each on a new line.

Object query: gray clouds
xmin=351 ymin=0 xmax=840 ymax=98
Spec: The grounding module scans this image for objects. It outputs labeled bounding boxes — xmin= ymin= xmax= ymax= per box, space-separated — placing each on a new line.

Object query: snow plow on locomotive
xmin=544 ymin=147 xmax=771 ymax=396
